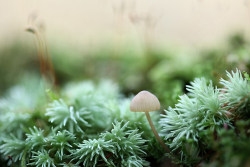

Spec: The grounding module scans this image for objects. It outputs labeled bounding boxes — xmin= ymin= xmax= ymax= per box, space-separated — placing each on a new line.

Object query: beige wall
xmin=0 ymin=0 xmax=250 ymax=48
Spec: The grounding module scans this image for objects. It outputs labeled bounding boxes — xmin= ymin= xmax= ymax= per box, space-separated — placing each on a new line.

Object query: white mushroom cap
xmin=130 ymin=90 xmax=160 ymax=112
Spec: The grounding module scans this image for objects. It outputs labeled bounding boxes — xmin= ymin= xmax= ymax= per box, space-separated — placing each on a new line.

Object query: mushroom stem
xmin=145 ymin=112 xmax=170 ymax=152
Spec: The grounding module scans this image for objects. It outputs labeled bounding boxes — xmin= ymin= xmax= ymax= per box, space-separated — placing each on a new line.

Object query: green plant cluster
xmin=160 ymin=69 xmax=250 ymax=166
xmin=0 ymin=77 xmax=160 ymax=167
xmin=0 ymin=69 xmax=249 ymax=167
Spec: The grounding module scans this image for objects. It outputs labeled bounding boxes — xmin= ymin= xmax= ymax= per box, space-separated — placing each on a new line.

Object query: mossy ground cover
xmin=0 ymin=34 xmax=249 ymax=166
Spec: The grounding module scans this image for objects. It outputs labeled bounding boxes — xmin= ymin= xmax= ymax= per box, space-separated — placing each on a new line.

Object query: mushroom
xmin=130 ymin=90 xmax=169 ymax=152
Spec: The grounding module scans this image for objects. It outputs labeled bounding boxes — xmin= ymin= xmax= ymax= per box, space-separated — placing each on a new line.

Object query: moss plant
xmin=0 ymin=69 xmax=249 ymax=166
xmin=160 ymin=69 xmax=250 ymax=166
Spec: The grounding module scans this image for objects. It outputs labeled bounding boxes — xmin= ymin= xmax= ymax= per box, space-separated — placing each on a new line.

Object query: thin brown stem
xmin=41 ymin=31 xmax=56 ymax=85
xmin=32 ymin=27 xmax=57 ymax=87
xmin=34 ymin=30 xmax=46 ymax=77
xmin=26 ymin=22 xmax=56 ymax=87
xmin=145 ymin=111 xmax=170 ymax=152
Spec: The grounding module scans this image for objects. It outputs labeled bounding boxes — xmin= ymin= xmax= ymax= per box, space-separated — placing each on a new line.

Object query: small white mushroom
xmin=130 ymin=90 xmax=170 ymax=152
xmin=130 ymin=90 xmax=160 ymax=112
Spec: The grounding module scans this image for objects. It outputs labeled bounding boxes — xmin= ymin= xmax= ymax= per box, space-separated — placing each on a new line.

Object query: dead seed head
xmin=25 ymin=25 xmax=37 ymax=34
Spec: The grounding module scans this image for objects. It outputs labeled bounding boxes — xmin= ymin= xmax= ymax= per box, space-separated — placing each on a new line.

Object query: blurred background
xmin=0 ymin=0 xmax=250 ymax=107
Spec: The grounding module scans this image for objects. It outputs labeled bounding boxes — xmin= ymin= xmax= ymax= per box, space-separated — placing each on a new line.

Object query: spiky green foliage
xmin=26 ymin=127 xmax=46 ymax=151
xmin=220 ymin=69 xmax=250 ymax=117
xmin=100 ymin=121 xmax=148 ymax=167
xmin=73 ymin=122 xmax=148 ymax=167
xmin=46 ymin=99 xmax=91 ymax=134
xmin=0 ymin=112 xmax=31 ymax=139
xmin=0 ymin=136 xmax=26 ymax=162
xmin=0 ymin=76 xmax=47 ymax=142
xmin=60 ymin=80 xmax=119 ymax=134
xmin=0 ymin=70 xmax=249 ymax=167
xmin=160 ymin=69 xmax=250 ymax=166
xmin=46 ymin=130 xmax=75 ymax=160
xmin=73 ymin=138 xmax=114 ymax=166
xmin=29 ymin=150 xmax=56 ymax=167
xmin=160 ymin=79 xmax=230 ymax=159
xmin=0 ymin=78 xmax=152 ymax=166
